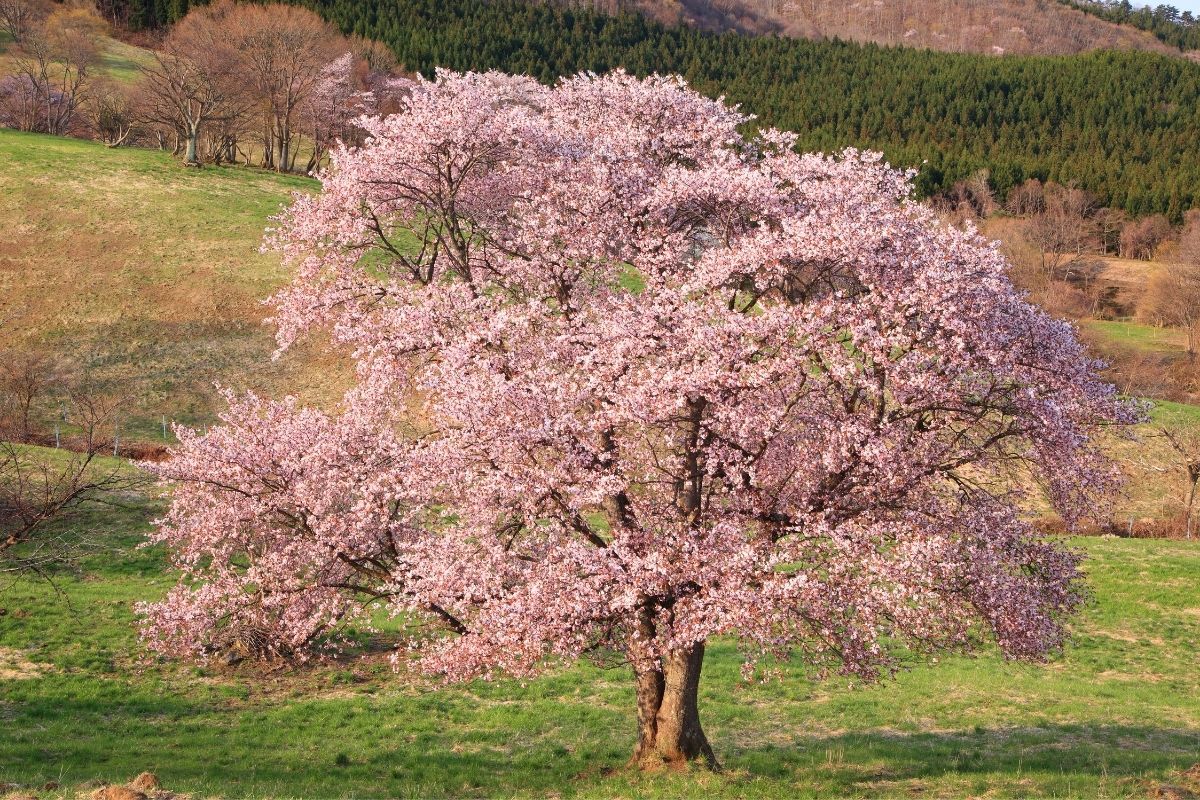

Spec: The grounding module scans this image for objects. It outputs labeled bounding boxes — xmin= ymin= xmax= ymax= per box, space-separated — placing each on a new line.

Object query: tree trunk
xmin=630 ymin=642 xmax=718 ymax=770
xmin=184 ymin=124 xmax=200 ymax=165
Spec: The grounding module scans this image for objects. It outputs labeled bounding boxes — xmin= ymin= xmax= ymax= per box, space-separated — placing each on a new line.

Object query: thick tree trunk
xmin=630 ymin=642 xmax=718 ymax=770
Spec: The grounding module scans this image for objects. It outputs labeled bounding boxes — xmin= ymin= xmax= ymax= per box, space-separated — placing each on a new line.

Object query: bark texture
xmin=631 ymin=642 xmax=718 ymax=770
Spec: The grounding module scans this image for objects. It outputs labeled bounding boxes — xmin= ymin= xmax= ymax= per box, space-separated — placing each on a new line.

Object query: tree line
xmin=1058 ymin=0 xmax=1200 ymax=51
xmin=8 ymin=0 xmax=1200 ymax=210
xmin=0 ymin=0 xmax=407 ymax=170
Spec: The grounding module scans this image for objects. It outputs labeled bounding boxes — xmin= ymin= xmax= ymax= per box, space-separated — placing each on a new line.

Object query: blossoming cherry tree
xmin=141 ymin=70 xmax=1134 ymax=769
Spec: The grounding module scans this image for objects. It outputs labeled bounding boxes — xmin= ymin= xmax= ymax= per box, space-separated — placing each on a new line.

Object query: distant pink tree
xmin=141 ymin=71 xmax=1135 ymax=769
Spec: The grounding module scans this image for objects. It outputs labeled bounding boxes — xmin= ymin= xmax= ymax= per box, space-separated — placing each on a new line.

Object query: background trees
xmin=133 ymin=2 xmax=400 ymax=169
xmin=0 ymin=346 xmax=144 ymax=581
xmin=139 ymin=2 xmax=252 ymax=165
xmin=0 ymin=0 xmax=49 ymax=44
xmin=1 ymin=3 xmax=106 ymax=136
xmin=142 ymin=71 xmax=1133 ymax=768
xmin=230 ymin=3 xmax=342 ymax=172
xmin=5 ymin=0 xmax=1200 ymax=209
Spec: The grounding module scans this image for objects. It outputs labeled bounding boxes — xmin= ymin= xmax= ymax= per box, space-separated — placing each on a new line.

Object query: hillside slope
xmin=0 ymin=130 xmax=347 ymax=438
xmin=310 ymin=0 xmax=1200 ymax=217
xmin=618 ymin=0 xmax=1194 ymax=57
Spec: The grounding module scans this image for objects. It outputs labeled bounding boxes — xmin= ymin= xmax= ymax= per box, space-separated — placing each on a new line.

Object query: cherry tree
xmin=141 ymin=70 xmax=1135 ymax=769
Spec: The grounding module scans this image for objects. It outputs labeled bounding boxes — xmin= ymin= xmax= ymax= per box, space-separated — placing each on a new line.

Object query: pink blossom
xmin=140 ymin=69 xmax=1137 ymax=764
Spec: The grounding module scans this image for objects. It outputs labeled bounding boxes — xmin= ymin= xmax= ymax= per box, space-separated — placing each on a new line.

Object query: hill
xmin=100 ymin=0 xmax=1200 ymax=58
xmin=618 ymin=0 xmax=1195 ymax=57
xmin=1 ymin=480 xmax=1198 ymax=796
xmin=303 ymin=0 xmax=1200 ymax=218
xmin=0 ymin=130 xmax=1197 ymax=530
xmin=0 ymin=28 xmax=154 ymax=84
xmin=0 ymin=130 xmax=347 ymax=440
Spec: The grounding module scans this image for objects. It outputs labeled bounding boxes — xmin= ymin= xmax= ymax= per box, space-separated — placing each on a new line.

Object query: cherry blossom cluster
xmin=141 ymin=70 xmax=1137 ymax=680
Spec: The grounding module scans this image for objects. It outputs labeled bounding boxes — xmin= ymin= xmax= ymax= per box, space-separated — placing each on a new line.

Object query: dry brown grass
xmin=0 ymin=130 xmax=351 ymax=439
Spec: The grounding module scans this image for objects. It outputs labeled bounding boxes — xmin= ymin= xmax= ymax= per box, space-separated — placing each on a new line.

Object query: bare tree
xmin=1026 ymin=181 xmax=1097 ymax=278
xmin=8 ymin=5 xmax=105 ymax=135
xmin=0 ymin=349 xmax=64 ymax=444
xmin=350 ymin=34 xmax=397 ymax=74
xmin=1120 ymin=214 xmax=1173 ymax=260
xmin=1005 ymin=177 xmax=1045 ymax=217
xmin=224 ymin=2 xmax=344 ymax=171
xmin=0 ymin=355 xmax=145 ymax=580
xmin=138 ymin=4 xmax=250 ymax=165
xmin=1138 ymin=426 xmax=1200 ymax=540
xmin=0 ymin=0 xmax=48 ymax=44
xmin=1141 ymin=261 xmax=1200 ymax=357
xmin=83 ymin=77 xmax=137 ymax=146
xmin=1179 ymin=208 xmax=1200 ymax=266
xmin=0 ymin=433 xmax=143 ymax=580
xmin=1093 ymin=207 xmax=1128 ymax=256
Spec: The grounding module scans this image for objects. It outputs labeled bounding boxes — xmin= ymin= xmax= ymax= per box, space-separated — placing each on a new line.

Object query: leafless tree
xmin=0 ymin=435 xmax=144 ymax=580
xmin=222 ymin=2 xmax=343 ymax=171
xmin=7 ymin=5 xmax=105 ymax=135
xmin=1120 ymin=214 xmax=1173 ymax=260
xmin=83 ymin=77 xmax=137 ymax=146
xmin=1142 ymin=263 xmax=1200 ymax=356
xmin=0 ymin=349 xmax=65 ymax=444
xmin=1026 ymin=182 xmax=1098 ymax=278
xmin=138 ymin=4 xmax=251 ymax=165
xmin=1137 ymin=426 xmax=1200 ymax=540
xmin=1093 ymin=207 xmax=1128 ymax=256
xmin=0 ymin=0 xmax=48 ymax=44
xmin=1005 ymin=177 xmax=1045 ymax=217
xmin=1179 ymin=209 xmax=1200 ymax=266
xmin=0 ymin=365 xmax=145 ymax=580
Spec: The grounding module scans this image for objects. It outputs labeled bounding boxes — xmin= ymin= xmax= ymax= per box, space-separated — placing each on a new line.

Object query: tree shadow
xmin=5 ymin=678 xmax=1199 ymax=798
xmin=729 ymin=723 xmax=1200 ymax=791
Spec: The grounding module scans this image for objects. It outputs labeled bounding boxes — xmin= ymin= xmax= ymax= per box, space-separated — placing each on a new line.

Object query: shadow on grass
xmin=3 ymin=678 xmax=1198 ymax=798
xmin=733 ymin=724 xmax=1200 ymax=788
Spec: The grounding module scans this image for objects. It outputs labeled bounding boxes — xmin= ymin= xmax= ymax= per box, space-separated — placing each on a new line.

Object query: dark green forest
xmin=102 ymin=0 xmax=1200 ymax=216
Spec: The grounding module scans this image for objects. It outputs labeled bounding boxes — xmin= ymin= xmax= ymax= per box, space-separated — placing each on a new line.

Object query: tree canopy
xmin=141 ymin=70 xmax=1135 ymax=768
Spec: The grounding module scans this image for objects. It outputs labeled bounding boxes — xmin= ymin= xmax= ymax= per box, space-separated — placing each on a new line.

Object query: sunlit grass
xmin=0 ymin=486 xmax=1198 ymax=799
xmin=0 ymin=130 xmax=348 ymax=442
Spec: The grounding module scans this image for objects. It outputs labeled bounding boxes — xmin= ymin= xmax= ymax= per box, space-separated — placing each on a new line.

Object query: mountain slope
xmin=310 ymin=0 xmax=1200 ymax=217
xmin=620 ymin=0 xmax=1195 ymax=57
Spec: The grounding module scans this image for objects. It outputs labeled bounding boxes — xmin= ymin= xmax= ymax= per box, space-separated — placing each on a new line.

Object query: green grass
xmin=95 ymin=37 xmax=156 ymax=84
xmin=0 ymin=32 xmax=155 ymax=85
xmin=0 ymin=481 xmax=1198 ymax=799
xmin=0 ymin=130 xmax=348 ymax=441
xmin=1082 ymin=319 xmax=1189 ymax=355
xmin=1149 ymin=398 xmax=1200 ymax=429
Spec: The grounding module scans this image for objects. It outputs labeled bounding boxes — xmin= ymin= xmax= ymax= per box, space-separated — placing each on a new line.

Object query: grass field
xmin=0 ymin=130 xmax=348 ymax=439
xmin=0 ymin=476 xmax=1198 ymax=799
xmin=0 ymin=31 xmax=155 ymax=86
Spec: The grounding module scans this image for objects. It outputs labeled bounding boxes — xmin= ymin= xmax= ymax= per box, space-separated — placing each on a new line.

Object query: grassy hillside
xmin=0 ymin=474 xmax=1197 ymax=798
xmin=0 ymin=130 xmax=1197 ymax=525
xmin=0 ymin=130 xmax=349 ymax=440
xmin=0 ymin=31 xmax=155 ymax=85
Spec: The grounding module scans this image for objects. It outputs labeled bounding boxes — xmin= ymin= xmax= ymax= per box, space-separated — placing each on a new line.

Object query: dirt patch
xmin=0 ymin=648 xmax=48 ymax=680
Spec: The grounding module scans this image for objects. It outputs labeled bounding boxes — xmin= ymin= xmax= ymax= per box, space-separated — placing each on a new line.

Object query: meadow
xmin=0 ymin=475 xmax=1198 ymax=799
xmin=3 ymin=131 xmax=1200 ymax=799
xmin=0 ymin=129 xmax=347 ymax=439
